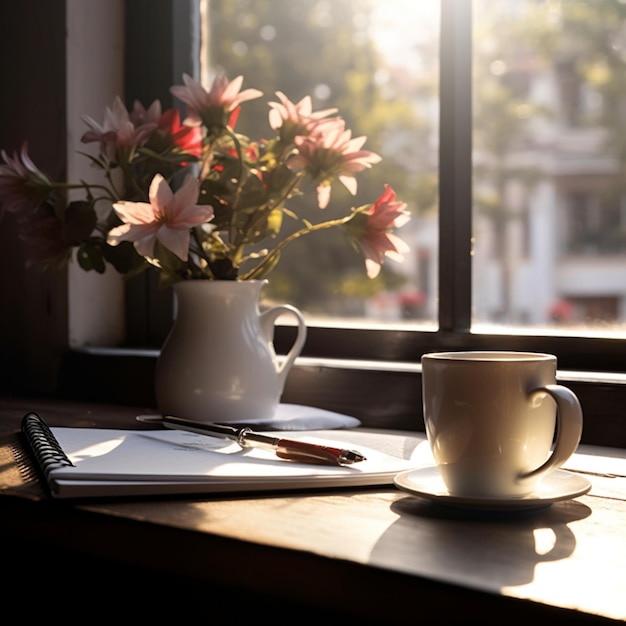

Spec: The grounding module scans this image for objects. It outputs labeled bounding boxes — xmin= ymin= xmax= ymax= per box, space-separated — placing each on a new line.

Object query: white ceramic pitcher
xmin=155 ymin=279 xmax=307 ymax=423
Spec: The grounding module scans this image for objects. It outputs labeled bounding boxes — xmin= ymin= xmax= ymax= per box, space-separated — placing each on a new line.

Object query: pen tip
xmin=341 ymin=450 xmax=367 ymax=464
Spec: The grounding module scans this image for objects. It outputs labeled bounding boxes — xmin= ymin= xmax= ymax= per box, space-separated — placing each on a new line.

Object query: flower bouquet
xmin=0 ymin=73 xmax=410 ymax=287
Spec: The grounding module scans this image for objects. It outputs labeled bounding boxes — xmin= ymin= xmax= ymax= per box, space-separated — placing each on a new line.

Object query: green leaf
xmin=268 ymin=163 xmax=296 ymax=192
xmin=76 ymin=150 xmax=109 ymax=171
xmin=102 ymin=241 xmax=148 ymax=275
xmin=233 ymin=171 xmax=268 ymax=212
xmin=63 ymin=200 xmax=98 ymax=243
xmin=76 ymin=242 xmax=106 ymax=273
xmin=137 ymin=146 xmax=200 ymax=165
xmin=255 ymin=208 xmax=283 ymax=240
xmin=152 ymin=240 xmax=187 ymax=275
xmin=208 ymin=257 xmax=239 ymax=280
xmin=157 ymin=269 xmax=182 ymax=290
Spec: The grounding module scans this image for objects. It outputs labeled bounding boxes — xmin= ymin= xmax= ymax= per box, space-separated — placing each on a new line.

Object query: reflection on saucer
xmin=394 ymin=466 xmax=591 ymax=512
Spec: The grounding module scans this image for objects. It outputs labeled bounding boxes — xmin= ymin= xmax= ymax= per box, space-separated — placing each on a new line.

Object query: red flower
xmin=131 ymin=101 xmax=202 ymax=160
xmin=157 ymin=108 xmax=202 ymax=159
xmin=347 ymin=185 xmax=410 ymax=278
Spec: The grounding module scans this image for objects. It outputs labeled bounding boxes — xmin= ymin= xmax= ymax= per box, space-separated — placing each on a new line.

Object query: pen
xmin=161 ymin=415 xmax=367 ymax=466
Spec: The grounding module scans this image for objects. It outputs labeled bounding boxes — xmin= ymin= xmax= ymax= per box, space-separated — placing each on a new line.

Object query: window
xmin=472 ymin=0 xmax=626 ymax=336
xmin=114 ymin=0 xmax=626 ymax=375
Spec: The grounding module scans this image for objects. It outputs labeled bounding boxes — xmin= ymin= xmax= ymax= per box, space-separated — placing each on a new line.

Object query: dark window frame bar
xmin=123 ymin=0 xmax=201 ymax=347
xmin=439 ymin=0 xmax=472 ymax=333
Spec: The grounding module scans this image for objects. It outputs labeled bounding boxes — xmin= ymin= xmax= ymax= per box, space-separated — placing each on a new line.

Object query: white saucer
xmin=136 ymin=404 xmax=361 ymax=431
xmin=394 ymin=466 xmax=592 ymax=511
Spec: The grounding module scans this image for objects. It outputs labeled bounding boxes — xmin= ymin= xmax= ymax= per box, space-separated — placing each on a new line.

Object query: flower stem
xmin=241 ymin=212 xmax=355 ymax=280
xmin=231 ymin=170 xmax=305 ymax=259
xmin=49 ymin=181 xmax=114 ymax=198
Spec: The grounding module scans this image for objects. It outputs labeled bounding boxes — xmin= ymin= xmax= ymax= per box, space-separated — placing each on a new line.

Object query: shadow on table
xmin=369 ymin=496 xmax=591 ymax=589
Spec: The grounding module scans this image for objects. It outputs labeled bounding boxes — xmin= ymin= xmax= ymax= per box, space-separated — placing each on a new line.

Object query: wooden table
xmin=1 ymin=396 xmax=625 ymax=624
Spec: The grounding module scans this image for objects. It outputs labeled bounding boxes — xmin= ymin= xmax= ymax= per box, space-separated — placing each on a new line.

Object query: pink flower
xmin=170 ymin=73 xmax=263 ymax=128
xmin=81 ymin=96 xmax=158 ymax=158
xmin=268 ymin=92 xmax=338 ymax=143
xmin=0 ymin=142 xmax=51 ymax=219
xmin=107 ymin=174 xmax=214 ymax=261
xmin=129 ymin=99 xmax=163 ymax=126
xmin=289 ymin=119 xmax=382 ymax=208
xmin=348 ymin=185 xmax=410 ymax=278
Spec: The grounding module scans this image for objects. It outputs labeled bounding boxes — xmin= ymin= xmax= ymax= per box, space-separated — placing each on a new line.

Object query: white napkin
xmin=137 ymin=403 xmax=361 ymax=431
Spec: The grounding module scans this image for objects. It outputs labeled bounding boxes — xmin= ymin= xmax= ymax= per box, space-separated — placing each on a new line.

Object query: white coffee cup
xmin=421 ymin=351 xmax=583 ymax=498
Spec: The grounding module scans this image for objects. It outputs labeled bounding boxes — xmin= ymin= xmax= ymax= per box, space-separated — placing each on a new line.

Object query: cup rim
xmin=421 ymin=351 xmax=556 ymax=362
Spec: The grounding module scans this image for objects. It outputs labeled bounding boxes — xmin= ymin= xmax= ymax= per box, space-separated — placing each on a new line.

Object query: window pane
xmin=202 ymin=0 xmax=439 ymax=329
xmin=473 ymin=0 xmax=626 ymax=336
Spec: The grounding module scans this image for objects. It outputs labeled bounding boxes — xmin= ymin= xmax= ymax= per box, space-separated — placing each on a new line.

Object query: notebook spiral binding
xmin=21 ymin=412 xmax=74 ymax=477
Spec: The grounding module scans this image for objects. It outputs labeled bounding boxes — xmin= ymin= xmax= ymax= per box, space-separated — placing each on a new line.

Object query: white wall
xmin=67 ymin=0 xmax=126 ymax=347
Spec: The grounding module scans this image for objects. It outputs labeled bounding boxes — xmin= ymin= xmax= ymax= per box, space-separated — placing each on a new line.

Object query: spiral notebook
xmin=21 ymin=412 xmax=416 ymax=499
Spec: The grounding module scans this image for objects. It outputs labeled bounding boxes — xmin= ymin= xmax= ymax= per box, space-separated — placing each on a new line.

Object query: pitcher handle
xmin=518 ymin=384 xmax=583 ymax=483
xmin=260 ymin=305 xmax=307 ymax=391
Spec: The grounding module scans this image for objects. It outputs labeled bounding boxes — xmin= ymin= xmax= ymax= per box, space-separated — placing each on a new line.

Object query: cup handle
xmin=259 ymin=305 xmax=307 ymax=391
xmin=519 ymin=384 xmax=583 ymax=482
